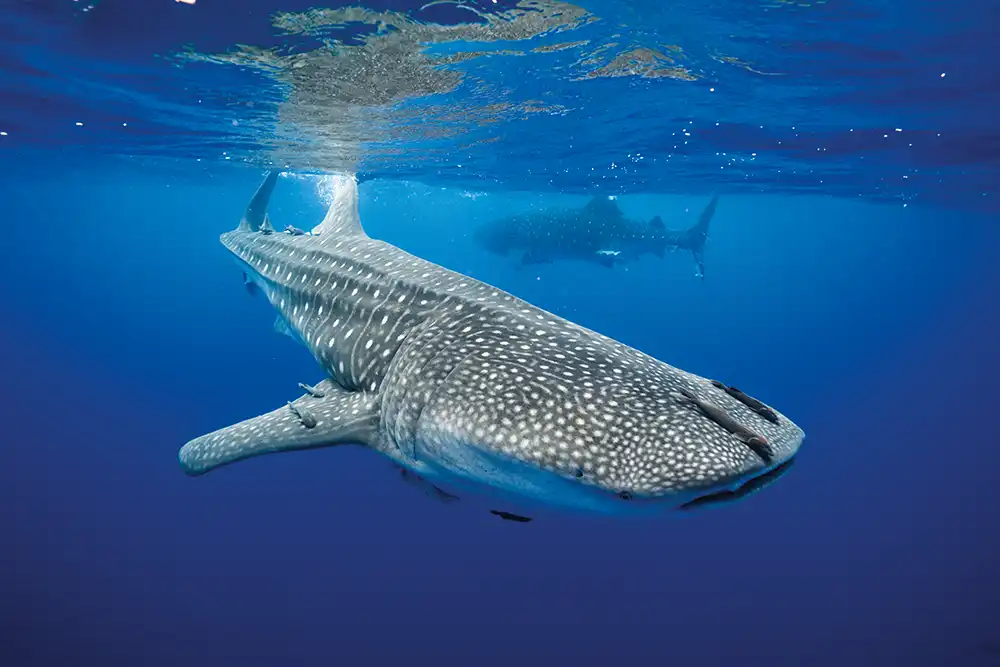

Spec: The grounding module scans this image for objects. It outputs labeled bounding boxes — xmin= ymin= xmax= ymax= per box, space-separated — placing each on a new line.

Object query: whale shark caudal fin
xmin=178 ymin=380 xmax=379 ymax=475
xmin=238 ymin=170 xmax=280 ymax=232
xmin=683 ymin=195 xmax=719 ymax=280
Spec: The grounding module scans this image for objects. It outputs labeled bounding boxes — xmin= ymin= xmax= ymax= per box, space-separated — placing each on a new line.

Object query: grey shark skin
xmin=179 ymin=172 xmax=804 ymax=517
xmin=472 ymin=194 xmax=718 ymax=279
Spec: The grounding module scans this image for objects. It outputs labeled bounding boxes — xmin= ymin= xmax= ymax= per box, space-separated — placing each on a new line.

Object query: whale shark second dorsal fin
xmin=312 ymin=173 xmax=366 ymax=240
xmin=261 ymin=212 xmax=276 ymax=234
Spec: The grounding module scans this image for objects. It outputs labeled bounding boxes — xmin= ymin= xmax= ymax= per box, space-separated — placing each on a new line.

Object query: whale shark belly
xmin=410 ymin=433 xmax=640 ymax=516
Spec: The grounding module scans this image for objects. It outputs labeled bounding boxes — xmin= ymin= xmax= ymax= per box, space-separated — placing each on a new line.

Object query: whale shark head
xmin=381 ymin=303 xmax=804 ymax=513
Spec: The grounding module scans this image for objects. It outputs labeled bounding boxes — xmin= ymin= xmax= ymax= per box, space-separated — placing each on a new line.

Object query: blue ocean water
xmin=2 ymin=1 xmax=999 ymax=665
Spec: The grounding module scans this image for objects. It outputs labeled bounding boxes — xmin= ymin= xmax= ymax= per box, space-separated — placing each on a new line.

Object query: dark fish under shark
xmin=473 ymin=194 xmax=719 ymax=279
xmin=178 ymin=172 xmax=804 ymax=520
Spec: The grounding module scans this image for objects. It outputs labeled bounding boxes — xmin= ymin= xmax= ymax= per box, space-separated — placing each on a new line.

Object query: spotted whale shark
xmin=473 ymin=194 xmax=718 ymax=279
xmin=179 ymin=172 xmax=804 ymax=519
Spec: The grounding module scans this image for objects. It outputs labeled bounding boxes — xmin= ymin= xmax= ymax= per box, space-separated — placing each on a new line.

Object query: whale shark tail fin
xmin=312 ymin=173 xmax=366 ymax=240
xmin=238 ymin=170 xmax=280 ymax=232
xmin=648 ymin=216 xmax=667 ymax=257
xmin=682 ymin=195 xmax=718 ymax=280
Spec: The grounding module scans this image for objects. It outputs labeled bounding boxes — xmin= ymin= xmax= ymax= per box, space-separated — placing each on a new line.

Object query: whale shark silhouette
xmin=473 ymin=195 xmax=718 ymax=279
xmin=179 ymin=172 xmax=803 ymax=520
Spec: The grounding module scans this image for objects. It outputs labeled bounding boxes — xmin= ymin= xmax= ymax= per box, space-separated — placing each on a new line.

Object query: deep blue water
xmin=2 ymin=1 xmax=999 ymax=666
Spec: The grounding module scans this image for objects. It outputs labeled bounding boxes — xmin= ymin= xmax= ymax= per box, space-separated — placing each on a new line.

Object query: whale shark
xmin=179 ymin=172 xmax=804 ymax=520
xmin=472 ymin=194 xmax=718 ymax=279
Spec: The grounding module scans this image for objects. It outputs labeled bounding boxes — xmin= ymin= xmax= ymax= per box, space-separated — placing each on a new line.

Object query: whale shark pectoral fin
xmin=178 ymin=380 xmax=378 ymax=476
xmin=312 ymin=173 xmax=366 ymax=239
xmin=242 ymin=272 xmax=260 ymax=297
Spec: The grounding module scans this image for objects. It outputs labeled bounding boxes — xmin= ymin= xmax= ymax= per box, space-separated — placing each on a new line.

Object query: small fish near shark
xmin=179 ymin=171 xmax=804 ymax=522
xmin=472 ymin=194 xmax=719 ymax=279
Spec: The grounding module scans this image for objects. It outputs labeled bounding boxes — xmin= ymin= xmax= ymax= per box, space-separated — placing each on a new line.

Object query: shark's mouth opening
xmin=679 ymin=457 xmax=797 ymax=511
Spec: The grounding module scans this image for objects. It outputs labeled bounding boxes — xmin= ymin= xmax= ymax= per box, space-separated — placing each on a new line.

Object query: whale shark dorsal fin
xmin=178 ymin=380 xmax=378 ymax=475
xmin=312 ymin=172 xmax=366 ymax=239
xmin=583 ymin=195 xmax=623 ymax=220
xmin=261 ymin=212 xmax=276 ymax=234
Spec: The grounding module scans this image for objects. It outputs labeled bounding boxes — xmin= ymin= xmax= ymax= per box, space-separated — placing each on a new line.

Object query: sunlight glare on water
xmin=1 ymin=0 xmax=996 ymax=210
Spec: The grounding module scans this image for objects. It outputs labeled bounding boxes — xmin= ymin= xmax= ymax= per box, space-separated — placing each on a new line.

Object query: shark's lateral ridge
xmin=179 ymin=172 xmax=804 ymax=517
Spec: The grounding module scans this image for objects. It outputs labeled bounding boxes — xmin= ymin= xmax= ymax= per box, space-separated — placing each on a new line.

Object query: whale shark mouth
xmin=678 ymin=457 xmax=797 ymax=511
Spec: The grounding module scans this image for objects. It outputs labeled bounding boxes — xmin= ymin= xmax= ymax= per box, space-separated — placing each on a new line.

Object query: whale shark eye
xmin=618 ymin=491 xmax=633 ymax=500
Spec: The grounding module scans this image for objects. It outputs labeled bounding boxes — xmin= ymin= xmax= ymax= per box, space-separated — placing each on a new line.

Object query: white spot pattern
xmin=181 ymin=180 xmax=804 ymax=514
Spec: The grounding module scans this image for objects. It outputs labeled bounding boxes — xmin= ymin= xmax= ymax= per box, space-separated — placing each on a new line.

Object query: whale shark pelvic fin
xmin=179 ymin=379 xmax=378 ymax=475
xmin=273 ymin=314 xmax=307 ymax=346
xmin=397 ymin=467 xmax=461 ymax=504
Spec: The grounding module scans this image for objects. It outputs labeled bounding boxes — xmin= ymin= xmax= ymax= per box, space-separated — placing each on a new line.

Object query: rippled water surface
xmin=3 ymin=0 xmax=997 ymax=209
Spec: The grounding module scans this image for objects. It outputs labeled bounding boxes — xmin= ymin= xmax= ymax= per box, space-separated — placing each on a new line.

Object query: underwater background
xmin=1 ymin=1 xmax=999 ymax=665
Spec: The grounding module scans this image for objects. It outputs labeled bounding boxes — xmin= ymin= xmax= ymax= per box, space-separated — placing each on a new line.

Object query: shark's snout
xmin=680 ymin=456 xmax=799 ymax=510
xmin=594 ymin=381 xmax=805 ymax=509
xmin=668 ymin=388 xmax=805 ymax=509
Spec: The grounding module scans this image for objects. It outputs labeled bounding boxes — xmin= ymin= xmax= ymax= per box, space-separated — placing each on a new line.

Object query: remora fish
xmin=178 ymin=172 xmax=803 ymax=520
xmin=473 ymin=194 xmax=718 ymax=279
